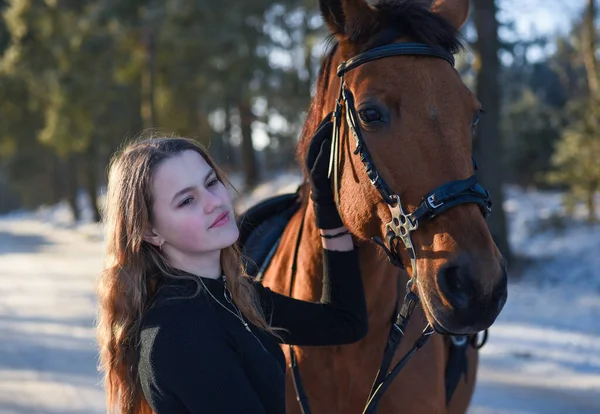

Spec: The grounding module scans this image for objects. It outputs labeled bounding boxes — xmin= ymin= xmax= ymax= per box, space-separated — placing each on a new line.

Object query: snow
xmin=469 ymin=185 xmax=600 ymax=414
xmin=0 ymin=219 xmax=106 ymax=414
xmin=0 ymin=177 xmax=598 ymax=414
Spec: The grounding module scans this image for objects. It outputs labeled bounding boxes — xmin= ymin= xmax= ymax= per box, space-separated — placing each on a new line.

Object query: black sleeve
xmin=145 ymin=308 xmax=267 ymax=414
xmin=254 ymin=248 xmax=368 ymax=346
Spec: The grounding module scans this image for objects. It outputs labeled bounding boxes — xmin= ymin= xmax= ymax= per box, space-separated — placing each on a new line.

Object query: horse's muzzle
xmin=430 ymin=256 xmax=508 ymax=335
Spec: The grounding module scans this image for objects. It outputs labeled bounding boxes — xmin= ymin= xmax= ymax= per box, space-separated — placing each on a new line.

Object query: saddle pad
xmin=237 ymin=192 xmax=301 ymax=278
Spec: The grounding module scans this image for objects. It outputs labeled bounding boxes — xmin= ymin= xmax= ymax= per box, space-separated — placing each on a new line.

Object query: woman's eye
xmin=208 ymin=179 xmax=219 ymax=187
xmin=358 ymin=108 xmax=383 ymax=124
xmin=179 ymin=197 xmax=193 ymax=207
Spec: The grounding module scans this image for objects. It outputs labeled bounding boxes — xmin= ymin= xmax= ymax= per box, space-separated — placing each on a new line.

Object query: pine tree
xmin=547 ymin=0 xmax=600 ymax=222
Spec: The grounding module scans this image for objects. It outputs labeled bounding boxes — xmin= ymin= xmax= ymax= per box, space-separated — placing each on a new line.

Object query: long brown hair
xmin=96 ymin=136 xmax=279 ymax=414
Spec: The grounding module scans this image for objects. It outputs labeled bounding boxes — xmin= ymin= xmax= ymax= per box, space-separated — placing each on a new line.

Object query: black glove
xmin=305 ymin=114 xmax=344 ymax=230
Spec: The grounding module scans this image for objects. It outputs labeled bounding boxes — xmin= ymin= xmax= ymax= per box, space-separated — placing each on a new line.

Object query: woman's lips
xmin=210 ymin=211 xmax=229 ymax=228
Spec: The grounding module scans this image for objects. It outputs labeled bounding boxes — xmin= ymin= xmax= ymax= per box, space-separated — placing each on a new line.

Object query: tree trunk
xmin=581 ymin=1 xmax=599 ymax=223
xmin=84 ymin=139 xmax=102 ymax=223
xmin=65 ymin=154 xmax=81 ymax=222
xmin=587 ymin=182 xmax=598 ymax=222
xmin=472 ymin=0 xmax=513 ymax=263
xmin=0 ymin=170 xmax=18 ymax=213
xmin=223 ymin=102 xmax=236 ymax=166
xmin=51 ymin=154 xmax=64 ymax=205
xmin=209 ymin=128 xmax=226 ymax=166
xmin=238 ymin=99 xmax=259 ymax=190
xmin=583 ymin=0 xmax=599 ymax=97
xmin=141 ymin=28 xmax=157 ymax=129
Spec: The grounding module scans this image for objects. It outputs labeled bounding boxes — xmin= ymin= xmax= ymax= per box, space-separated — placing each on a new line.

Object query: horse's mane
xmin=295 ymin=0 xmax=465 ymax=200
xmin=295 ymin=39 xmax=339 ymax=186
xmin=354 ymin=0 xmax=464 ymax=53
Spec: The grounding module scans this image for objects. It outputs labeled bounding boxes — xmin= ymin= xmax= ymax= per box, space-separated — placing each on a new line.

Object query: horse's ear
xmin=431 ymin=0 xmax=470 ymax=30
xmin=320 ymin=0 xmax=346 ymax=35
xmin=341 ymin=0 xmax=377 ymax=36
xmin=320 ymin=0 xmax=377 ymax=54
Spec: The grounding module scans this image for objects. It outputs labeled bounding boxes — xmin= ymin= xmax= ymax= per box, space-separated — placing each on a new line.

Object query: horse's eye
xmin=358 ymin=108 xmax=383 ymax=124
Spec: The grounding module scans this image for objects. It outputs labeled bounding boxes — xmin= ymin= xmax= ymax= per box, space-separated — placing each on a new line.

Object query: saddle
xmin=236 ymin=191 xmax=302 ymax=280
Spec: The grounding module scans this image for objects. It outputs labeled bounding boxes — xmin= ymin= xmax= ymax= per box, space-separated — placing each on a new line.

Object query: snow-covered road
xmin=0 ymin=218 xmax=106 ymax=414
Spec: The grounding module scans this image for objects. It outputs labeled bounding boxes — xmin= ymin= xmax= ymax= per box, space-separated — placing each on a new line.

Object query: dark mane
xmin=295 ymin=1 xmax=464 ymax=199
xmin=367 ymin=1 xmax=464 ymax=53
xmin=295 ymin=41 xmax=339 ymax=189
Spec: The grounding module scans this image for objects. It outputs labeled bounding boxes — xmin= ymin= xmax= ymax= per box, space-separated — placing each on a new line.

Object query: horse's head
xmin=300 ymin=0 xmax=507 ymax=335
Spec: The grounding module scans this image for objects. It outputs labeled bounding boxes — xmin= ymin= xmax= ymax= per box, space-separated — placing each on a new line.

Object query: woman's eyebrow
xmin=170 ymin=169 xmax=215 ymax=203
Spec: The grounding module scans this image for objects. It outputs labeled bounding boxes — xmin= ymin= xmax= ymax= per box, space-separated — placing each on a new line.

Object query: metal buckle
xmin=427 ymin=194 xmax=444 ymax=209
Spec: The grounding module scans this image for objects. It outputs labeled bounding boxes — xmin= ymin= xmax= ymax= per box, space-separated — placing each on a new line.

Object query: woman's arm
xmin=253 ymin=236 xmax=368 ymax=346
xmin=253 ymin=114 xmax=368 ymax=346
xmin=319 ymin=225 xmax=354 ymax=251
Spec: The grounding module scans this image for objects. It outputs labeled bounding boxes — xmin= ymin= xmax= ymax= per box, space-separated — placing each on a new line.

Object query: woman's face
xmin=147 ymin=150 xmax=239 ymax=257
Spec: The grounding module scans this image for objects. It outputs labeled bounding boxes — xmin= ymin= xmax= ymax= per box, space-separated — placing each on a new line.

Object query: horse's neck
xmin=268 ymin=201 xmax=412 ymax=333
xmin=358 ymin=242 xmax=412 ymax=330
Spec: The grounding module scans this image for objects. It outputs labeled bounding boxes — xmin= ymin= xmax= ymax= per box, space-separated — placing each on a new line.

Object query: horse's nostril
xmin=434 ymin=258 xmax=507 ymax=334
xmin=445 ymin=266 xmax=462 ymax=292
xmin=438 ymin=263 xmax=472 ymax=310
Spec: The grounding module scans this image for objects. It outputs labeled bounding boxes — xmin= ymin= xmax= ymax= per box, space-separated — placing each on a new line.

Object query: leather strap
xmin=288 ymin=208 xmax=312 ymax=414
xmin=337 ymin=43 xmax=455 ymax=76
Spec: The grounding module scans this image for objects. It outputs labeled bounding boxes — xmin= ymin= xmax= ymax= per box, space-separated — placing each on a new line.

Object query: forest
xmin=0 ymin=0 xmax=599 ymax=264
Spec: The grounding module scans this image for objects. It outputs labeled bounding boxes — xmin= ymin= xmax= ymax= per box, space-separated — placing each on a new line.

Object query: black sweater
xmin=138 ymin=249 xmax=367 ymax=414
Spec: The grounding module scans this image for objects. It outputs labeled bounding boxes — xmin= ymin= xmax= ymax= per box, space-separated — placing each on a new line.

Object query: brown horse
xmin=259 ymin=0 xmax=508 ymax=413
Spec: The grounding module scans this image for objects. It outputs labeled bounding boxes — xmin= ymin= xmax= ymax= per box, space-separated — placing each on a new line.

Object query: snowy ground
xmin=0 ymin=219 xmax=105 ymax=414
xmin=0 ymin=178 xmax=598 ymax=414
xmin=469 ymin=186 xmax=600 ymax=414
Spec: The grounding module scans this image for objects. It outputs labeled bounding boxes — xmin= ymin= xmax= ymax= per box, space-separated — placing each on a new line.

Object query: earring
xmin=159 ymin=241 xmax=164 ymax=252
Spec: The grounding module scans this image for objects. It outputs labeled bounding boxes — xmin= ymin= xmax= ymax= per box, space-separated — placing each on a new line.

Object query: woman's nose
xmin=203 ymin=190 xmax=223 ymax=213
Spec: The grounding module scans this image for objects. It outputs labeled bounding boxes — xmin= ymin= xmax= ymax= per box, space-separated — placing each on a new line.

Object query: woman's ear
xmin=143 ymin=227 xmax=163 ymax=247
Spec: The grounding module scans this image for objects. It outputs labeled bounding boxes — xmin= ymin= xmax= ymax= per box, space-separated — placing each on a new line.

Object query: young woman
xmin=96 ymin=117 xmax=368 ymax=414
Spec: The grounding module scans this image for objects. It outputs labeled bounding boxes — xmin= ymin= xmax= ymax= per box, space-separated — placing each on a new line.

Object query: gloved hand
xmin=305 ymin=113 xmax=344 ymax=230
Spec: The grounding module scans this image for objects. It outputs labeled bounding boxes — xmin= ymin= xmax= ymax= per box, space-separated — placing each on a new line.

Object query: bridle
xmin=329 ymin=42 xmax=491 ymax=287
xmin=288 ymin=42 xmax=492 ymax=414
